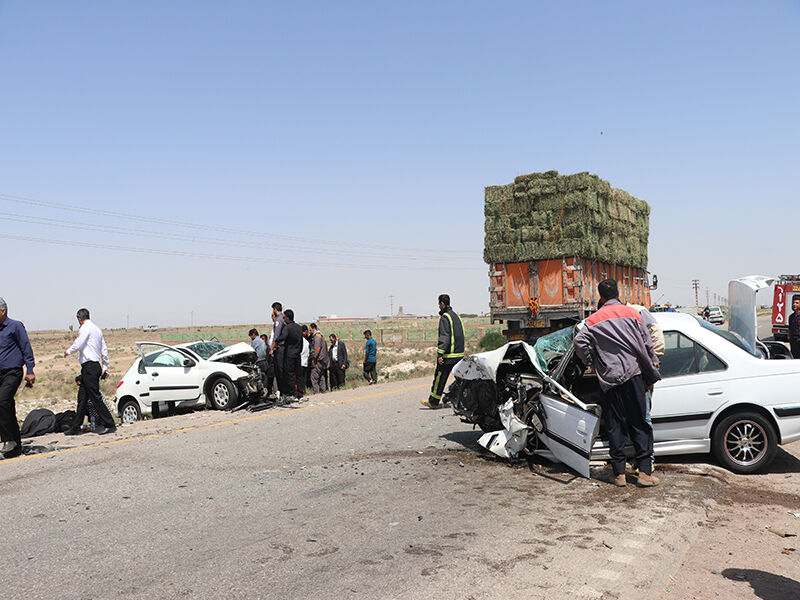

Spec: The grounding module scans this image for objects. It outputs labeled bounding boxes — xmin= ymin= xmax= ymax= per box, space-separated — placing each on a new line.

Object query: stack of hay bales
xmin=484 ymin=171 xmax=650 ymax=268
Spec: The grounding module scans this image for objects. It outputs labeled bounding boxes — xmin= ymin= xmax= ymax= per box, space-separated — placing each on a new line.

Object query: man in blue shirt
xmin=363 ymin=330 xmax=377 ymax=385
xmin=249 ymin=328 xmax=269 ymax=390
xmin=0 ymin=297 xmax=35 ymax=458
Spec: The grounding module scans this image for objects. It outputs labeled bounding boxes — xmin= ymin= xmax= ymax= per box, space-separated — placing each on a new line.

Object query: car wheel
xmin=712 ymin=411 xmax=777 ymax=474
xmin=210 ymin=378 xmax=238 ymax=410
xmin=119 ymin=399 xmax=142 ymax=424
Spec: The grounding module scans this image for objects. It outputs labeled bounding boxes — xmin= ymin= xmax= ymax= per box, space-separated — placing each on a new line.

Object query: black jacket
xmin=276 ymin=321 xmax=304 ymax=359
xmin=437 ymin=306 xmax=465 ymax=359
xmin=330 ymin=340 xmax=349 ymax=368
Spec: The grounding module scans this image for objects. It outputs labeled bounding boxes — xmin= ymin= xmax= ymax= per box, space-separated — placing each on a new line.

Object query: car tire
xmin=119 ymin=399 xmax=142 ymax=424
xmin=209 ymin=377 xmax=238 ymax=411
xmin=712 ymin=411 xmax=777 ymax=474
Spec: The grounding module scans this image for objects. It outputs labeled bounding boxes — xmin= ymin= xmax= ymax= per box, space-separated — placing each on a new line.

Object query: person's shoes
xmin=1 ymin=441 xmax=21 ymax=458
xmin=611 ymin=473 xmax=627 ymax=487
xmin=94 ymin=426 xmax=117 ymax=435
xmin=420 ymin=398 xmax=440 ymax=409
xmin=637 ymin=472 xmax=660 ymax=487
xmin=63 ymin=428 xmax=84 ymax=436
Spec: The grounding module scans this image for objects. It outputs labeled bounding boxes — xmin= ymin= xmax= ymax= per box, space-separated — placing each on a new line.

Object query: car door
xmin=537 ymin=379 xmax=601 ymax=478
xmin=650 ymin=330 xmax=729 ymax=442
xmin=137 ymin=343 xmax=201 ymax=404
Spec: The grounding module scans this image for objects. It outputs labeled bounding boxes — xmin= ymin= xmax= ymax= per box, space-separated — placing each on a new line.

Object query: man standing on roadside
xmin=0 ymin=297 xmax=35 ymax=458
xmin=789 ymin=296 xmax=800 ymax=359
xmin=329 ymin=334 xmax=348 ymax=390
xmin=363 ymin=330 xmax=377 ymax=384
xmin=64 ymin=308 xmax=116 ymax=435
xmin=421 ymin=294 xmax=465 ymax=409
xmin=269 ymin=302 xmax=286 ymax=396
xmin=274 ymin=309 xmax=303 ymax=402
xmin=575 ymin=280 xmax=661 ymax=487
xmin=249 ymin=328 xmax=269 ymax=391
xmin=309 ymin=323 xmax=329 ymax=394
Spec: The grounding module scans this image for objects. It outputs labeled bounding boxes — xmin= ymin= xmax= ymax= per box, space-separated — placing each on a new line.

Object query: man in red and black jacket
xmin=575 ymin=279 xmax=661 ymax=488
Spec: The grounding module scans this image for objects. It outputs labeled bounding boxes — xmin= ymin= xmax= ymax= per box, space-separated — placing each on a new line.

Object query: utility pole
xmin=691 ymin=279 xmax=700 ymax=309
xmin=389 ymin=295 xmax=394 ymax=318
xmin=126 ymin=314 xmax=130 ymax=329
xmin=706 ymin=287 xmax=710 ymax=307
xmin=190 ymin=311 xmax=194 ymax=327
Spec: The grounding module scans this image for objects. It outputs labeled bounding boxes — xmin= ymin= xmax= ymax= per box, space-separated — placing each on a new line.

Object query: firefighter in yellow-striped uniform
xmin=421 ymin=294 xmax=465 ymax=409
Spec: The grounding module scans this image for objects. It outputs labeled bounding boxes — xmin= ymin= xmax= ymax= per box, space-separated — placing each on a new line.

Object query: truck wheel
xmin=210 ymin=378 xmax=238 ymax=410
xmin=712 ymin=411 xmax=777 ymax=474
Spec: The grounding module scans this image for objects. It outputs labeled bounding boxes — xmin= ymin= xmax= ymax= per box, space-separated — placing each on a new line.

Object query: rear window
xmin=696 ymin=317 xmax=760 ymax=357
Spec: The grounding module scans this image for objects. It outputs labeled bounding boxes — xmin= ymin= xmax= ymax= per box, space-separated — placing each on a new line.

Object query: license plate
xmin=527 ymin=319 xmax=546 ymax=328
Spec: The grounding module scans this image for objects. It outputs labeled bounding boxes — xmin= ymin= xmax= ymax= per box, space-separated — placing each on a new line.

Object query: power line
xmin=0 ymin=233 xmax=485 ymax=271
xmin=0 ymin=192 xmax=477 ymax=256
xmin=0 ymin=212 xmax=471 ymax=263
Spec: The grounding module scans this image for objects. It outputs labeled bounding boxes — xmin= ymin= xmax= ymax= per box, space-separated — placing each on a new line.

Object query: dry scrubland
xmin=18 ymin=317 xmax=492 ymax=420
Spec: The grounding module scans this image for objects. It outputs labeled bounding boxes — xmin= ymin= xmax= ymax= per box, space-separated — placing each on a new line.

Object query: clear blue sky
xmin=1 ymin=1 xmax=798 ymax=330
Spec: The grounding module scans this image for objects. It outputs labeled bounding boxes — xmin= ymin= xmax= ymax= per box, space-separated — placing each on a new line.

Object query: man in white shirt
xmin=64 ymin=308 xmax=116 ymax=435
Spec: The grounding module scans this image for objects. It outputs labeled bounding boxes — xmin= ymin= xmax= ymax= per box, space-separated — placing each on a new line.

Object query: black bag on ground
xmin=20 ymin=408 xmax=57 ymax=438
xmin=54 ymin=410 xmax=77 ymax=432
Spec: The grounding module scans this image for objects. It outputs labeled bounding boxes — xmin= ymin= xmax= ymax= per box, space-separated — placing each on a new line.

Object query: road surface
xmin=0 ymin=378 xmax=733 ymax=600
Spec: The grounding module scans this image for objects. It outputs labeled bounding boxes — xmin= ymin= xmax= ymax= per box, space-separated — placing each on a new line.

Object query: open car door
xmin=536 ymin=385 xmax=601 ymax=478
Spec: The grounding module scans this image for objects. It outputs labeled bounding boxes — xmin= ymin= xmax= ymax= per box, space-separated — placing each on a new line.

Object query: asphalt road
xmin=0 ymin=379 xmax=724 ymax=600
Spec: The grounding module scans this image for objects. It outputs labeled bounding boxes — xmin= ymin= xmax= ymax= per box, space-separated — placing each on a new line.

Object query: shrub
xmin=478 ymin=330 xmax=506 ymax=352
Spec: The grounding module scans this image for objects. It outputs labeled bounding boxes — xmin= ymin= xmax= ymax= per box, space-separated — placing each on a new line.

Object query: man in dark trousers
xmin=575 ymin=280 xmax=661 ymax=488
xmin=64 ymin=308 xmax=116 ymax=435
xmin=329 ymin=334 xmax=348 ymax=390
xmin=789 ymin=296 xmax=800 ymax=359
xmin=274 ymin=309 xmax=303 ymax=402
xmin=269 ymin=302 xmax=286 ymax=396
xmin=0 ymin=297 xmax=35 ymax=458
xmin=363 ymin=330 xmax=377 ymax=384
xmin=309 ymin=323 xmax=329 ymax=394
xmin=421 ymin=294 xmax=465 ymax=409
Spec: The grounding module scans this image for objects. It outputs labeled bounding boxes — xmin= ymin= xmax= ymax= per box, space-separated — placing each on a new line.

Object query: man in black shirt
xmin=789 ymin=296 xmax=800 ymax=359
xmin=275 ymin=309 xmax=303 ymax=402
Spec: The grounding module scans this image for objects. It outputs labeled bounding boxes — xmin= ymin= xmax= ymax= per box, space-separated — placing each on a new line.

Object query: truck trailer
xmin=484 ymin=171 xmax=655 ymax=341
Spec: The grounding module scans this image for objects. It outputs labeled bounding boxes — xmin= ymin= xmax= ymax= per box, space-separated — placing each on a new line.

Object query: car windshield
xmin=186 ymin=341 xmax=227 ymax=359
xmin=533 ymin=326 xmax=575 ymax=373
xmin=695 ymin=317 xmax=760 ymax=357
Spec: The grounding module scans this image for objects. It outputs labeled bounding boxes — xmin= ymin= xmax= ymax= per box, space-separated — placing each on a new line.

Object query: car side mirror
xmin=650 ymin=274 xmax=658 ymax=290
xmin=183 ymin=358 xmax=195 ymax=367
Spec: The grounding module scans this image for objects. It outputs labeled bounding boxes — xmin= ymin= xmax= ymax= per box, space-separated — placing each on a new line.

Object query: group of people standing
xmin=248 ymin=302 xmax=380 ymax=403
xmin=0 ymin=300 xmax=116 ymax=459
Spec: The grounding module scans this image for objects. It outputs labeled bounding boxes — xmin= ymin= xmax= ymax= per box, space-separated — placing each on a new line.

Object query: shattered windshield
xmin=187 ymin=341 xmax=227 ymax=359
xmin=533 ymin=326 xmax=575 ymax=373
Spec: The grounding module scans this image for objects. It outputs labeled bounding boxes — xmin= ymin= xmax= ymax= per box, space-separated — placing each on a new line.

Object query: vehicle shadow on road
xmin=657 ymin=448 xmax=800 ymax=475
xmin=722 ymin=568 xmax=800 ymax=599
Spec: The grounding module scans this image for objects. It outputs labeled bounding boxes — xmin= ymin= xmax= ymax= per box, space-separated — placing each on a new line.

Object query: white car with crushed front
xmin=447 ymin=313 xmax=800 ymax=475
xmin=114 ymin=341 xmax=264 ymax=424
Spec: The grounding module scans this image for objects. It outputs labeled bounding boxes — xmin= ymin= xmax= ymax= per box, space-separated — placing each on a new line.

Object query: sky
xmin=1 ymin=1 xmax=799 ymax=330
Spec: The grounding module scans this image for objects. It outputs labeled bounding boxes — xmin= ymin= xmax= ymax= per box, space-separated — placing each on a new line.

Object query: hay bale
xmin=484 ymin=170 xmax=650 ymax=268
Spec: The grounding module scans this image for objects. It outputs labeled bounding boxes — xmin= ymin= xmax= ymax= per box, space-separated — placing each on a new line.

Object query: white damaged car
xmin=114 ymin=341 xmax=264 ymax=423
xmin=446 ymin=313 xmax=800 ymax=476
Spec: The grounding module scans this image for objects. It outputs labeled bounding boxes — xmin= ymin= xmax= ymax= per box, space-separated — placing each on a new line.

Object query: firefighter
xmin=421 ymin=294 xmax=464 ymax=409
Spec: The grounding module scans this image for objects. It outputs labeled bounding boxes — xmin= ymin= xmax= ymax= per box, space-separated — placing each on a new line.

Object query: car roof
xmin=652 ymin=312 xmax=702 ymax=329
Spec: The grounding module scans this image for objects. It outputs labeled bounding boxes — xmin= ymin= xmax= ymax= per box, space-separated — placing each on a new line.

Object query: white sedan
xmin=114 ymin=341 xmax=264 ymax=424
xmin=447 ymin=312 xmax=800 ymax=475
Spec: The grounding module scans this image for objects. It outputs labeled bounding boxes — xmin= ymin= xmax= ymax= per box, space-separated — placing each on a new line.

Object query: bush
xmin=478 ymin=330 xmax=506 ymax=352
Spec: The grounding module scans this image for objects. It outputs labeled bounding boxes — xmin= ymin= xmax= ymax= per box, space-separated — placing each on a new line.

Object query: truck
xmin=771 ymin=275 xmax=800 ymax=341
xmin=489 ymin=258 xmax=655 ymax=340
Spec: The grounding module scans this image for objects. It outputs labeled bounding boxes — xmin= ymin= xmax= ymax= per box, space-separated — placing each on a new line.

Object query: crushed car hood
xmin=209 ymin=342 xmax=258 ymax=362
xmin=451 ymin=341 xmax=547 ymax=381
